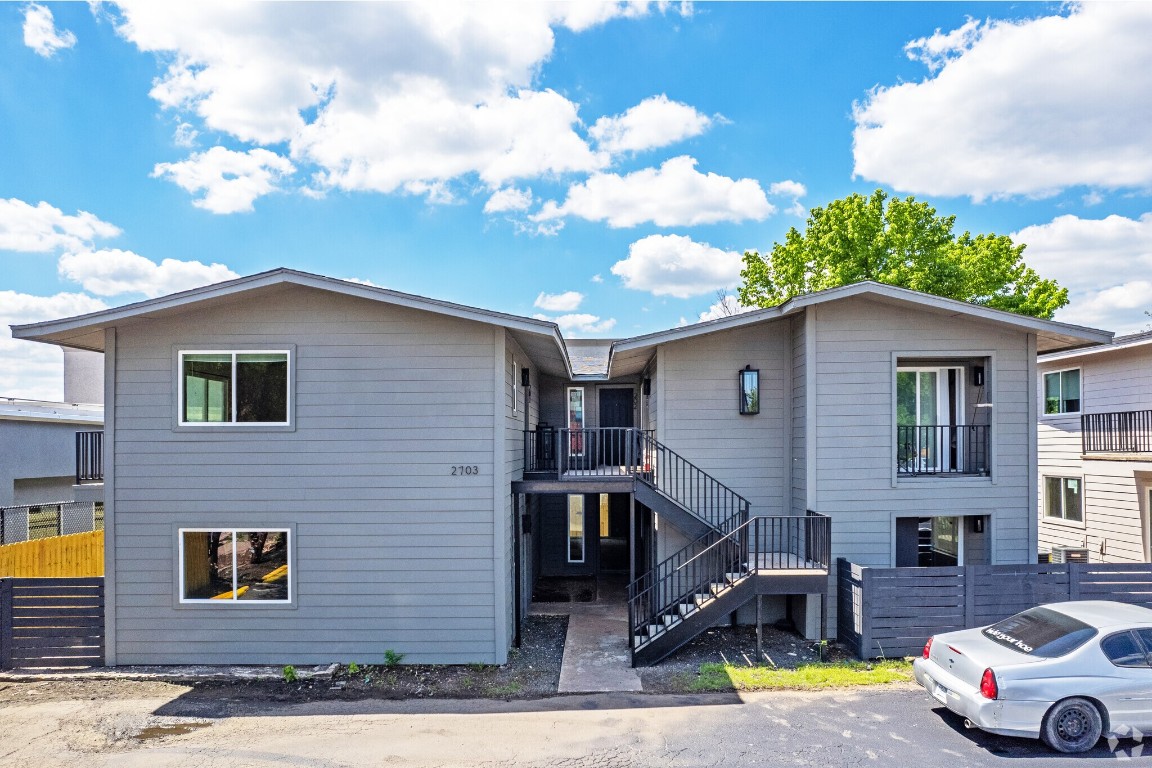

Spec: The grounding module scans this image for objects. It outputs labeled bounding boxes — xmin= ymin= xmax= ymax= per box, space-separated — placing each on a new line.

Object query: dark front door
xmin=598 ymin=388 xmax=634 ymax=465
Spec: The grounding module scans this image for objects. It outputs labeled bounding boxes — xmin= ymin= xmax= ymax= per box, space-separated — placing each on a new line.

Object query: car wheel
xmin=1041 ymin=697 xmax=1103 ymax=753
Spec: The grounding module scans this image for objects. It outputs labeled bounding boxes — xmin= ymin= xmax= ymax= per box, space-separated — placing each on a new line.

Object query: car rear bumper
xmin=913 ymin=658 xmax=1043 ymax=739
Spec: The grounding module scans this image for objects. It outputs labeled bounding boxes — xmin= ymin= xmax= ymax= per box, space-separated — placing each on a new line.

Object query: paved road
xmin=3 ymin=681 xmax=1152 ymax=767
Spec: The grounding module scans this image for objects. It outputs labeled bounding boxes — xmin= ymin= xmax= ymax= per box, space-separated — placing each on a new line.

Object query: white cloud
xmin=485 ymin=187 xmax=534 ymax=214
xmin=611 ymin=234 xmax=743 ymax=298
xmin=22 ymin=3 xmax=77 ymax=58
xmin=58 ymin=249 xmax=239 ymax=298
xmin=0 ymin=291 xmax=107 ymax=400
xmin=152 ymin=147 xmax=295 ymax=214
xmin=1012 ymin=213 xmax=1152 ymax=332
xmin=768 ymin=180 xmax=806 ymax=199
xmin=589 ymin=94 xmax=714 ymax=154
xmin=534 ymin=312 xmax=617 ymax=336
xmin=534 ymin=156 xmax=773 ymax=228
xmin=696 ymin=294 xmax=756 ymax=322
xmin=112 ymin=3 xmax=683 ymax=200
xmin=534 ymin=290 xmax=584 ymax=312
xmin=854 ymin=4 xmax=1152 ymax=201
xmin=0 ymin=198 xmax=121 ymax=253
xmin=173 ymin=122 xmax=199 ymax=148
xmin=590 ymin=274 xmax=604 ymax=283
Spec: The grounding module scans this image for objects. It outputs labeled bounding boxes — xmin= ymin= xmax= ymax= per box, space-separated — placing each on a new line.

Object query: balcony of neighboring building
xmin=1081 ymin=410 xmax=1152 ymax=459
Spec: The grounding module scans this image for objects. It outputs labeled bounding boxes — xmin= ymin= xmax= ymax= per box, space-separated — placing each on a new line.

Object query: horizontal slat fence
xmin=0 ymin=530 xmax=104 ymax=577
xmin=837 ymin=559 xmax=1152 ymax=659
xmin=1 ymin=578 xmax=105 ymax=669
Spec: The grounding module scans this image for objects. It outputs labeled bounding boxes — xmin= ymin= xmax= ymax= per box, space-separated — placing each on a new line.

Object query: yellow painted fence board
xmin=0 ymin=530 xmax=105 ymax=577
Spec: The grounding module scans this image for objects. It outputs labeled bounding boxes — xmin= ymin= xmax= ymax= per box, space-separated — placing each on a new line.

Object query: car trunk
xmin=929 ymin=628 xmax=1046 ymax=689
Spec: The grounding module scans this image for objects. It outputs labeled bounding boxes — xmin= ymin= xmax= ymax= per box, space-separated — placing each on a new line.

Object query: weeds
xmin=281 ymin=665 xmax=298 ymax=683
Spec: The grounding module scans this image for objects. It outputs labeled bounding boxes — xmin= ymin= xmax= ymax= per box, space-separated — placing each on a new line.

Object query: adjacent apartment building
xmin=1038 ymin=331 xmax=1152 ymax=563
xmin=11 ymin=269 xmax=1109 ymax=666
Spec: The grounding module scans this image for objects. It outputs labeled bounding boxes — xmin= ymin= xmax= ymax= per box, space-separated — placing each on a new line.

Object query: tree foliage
xmin=737 ymin=189 xmax=1068 ymax=319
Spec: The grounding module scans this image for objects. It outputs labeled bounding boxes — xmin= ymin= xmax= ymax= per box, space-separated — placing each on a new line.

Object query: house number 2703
xmin=451 ymin=465 xmax=480 ymax=476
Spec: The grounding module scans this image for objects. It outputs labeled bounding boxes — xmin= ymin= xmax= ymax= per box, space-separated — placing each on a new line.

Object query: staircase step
xmin=678 ymin=602 xmax=695 ymax=616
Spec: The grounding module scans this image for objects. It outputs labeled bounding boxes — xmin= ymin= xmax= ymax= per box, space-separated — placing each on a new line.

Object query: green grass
xmin=687 ymin=660 xmax=914 ymax=692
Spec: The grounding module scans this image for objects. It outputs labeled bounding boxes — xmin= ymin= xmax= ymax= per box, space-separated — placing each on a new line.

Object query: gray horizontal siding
xmin=111 ymin=285 xmax=505 ymax=665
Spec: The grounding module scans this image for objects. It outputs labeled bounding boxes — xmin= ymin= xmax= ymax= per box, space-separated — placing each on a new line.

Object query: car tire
xmin=1041 ymin=697 xmax=1103 ymax=753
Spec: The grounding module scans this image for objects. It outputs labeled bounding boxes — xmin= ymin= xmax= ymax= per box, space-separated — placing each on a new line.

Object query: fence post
xmin=0 ymin=579 xmax=12 ymax=670
xmin=860 ymin=566 xmax=873 ymax=659
xmin=1069 ymin=561 xmax=1081 ymax=601
xmin=964 ymin=566 xmax=977 ymax=627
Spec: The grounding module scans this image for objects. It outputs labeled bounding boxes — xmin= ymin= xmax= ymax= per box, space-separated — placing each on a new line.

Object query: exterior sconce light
xmin=642 ymin=378 xmax=652 ymax=396
xmin=520 ymin=368 xmax=530 ymax=388
xmin=739 ymin=365 xmax=759 ymax=415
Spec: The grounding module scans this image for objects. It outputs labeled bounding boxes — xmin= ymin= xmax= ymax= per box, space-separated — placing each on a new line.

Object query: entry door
xmin=599 ymin=389 xmax=634 ymax=465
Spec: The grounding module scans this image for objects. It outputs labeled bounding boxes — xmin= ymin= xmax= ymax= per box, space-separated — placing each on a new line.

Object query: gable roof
xmin=10 ymin=268 xmax=575 ymax=378
xmin=607 ymin=282 xmax=1113 ymax=377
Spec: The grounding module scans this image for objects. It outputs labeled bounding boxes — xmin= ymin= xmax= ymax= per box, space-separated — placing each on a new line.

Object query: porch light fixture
xmin=739 ymin=365 xmax=759 ymax=415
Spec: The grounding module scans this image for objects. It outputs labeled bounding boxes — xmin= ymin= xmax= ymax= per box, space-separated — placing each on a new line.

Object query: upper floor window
xmin=1044 ymin=369 xmax=1080 ymax=415
xmin=180 ymin=351 xmax=289 ymax=425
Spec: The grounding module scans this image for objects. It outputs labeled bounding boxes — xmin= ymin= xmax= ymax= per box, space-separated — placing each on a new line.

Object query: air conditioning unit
xmin=1051 ymin=546 xmax=1090 ymax=564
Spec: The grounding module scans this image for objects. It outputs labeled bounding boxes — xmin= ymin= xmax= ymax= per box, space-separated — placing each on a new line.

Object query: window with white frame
xmin=567 ymin=495 xmax=585 ymax=563
xmin=1045 ymin=477 xmax=1083 ymax=522
xmin=180 ymin=351 xmax=290 ymax=425
xmin=179 ymin=529 xmax=291 ymax=602
xmin=1043 ymin=369 xmax=1081 ymax=415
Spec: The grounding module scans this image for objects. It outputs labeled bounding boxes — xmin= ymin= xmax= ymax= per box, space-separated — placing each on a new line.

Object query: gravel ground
xmin=0 ymin=616 xmax=852 ymax=707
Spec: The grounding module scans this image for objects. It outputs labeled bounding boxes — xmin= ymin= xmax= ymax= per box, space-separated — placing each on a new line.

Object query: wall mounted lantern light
xmin=739 ymin=365 xmax=759 ymax=415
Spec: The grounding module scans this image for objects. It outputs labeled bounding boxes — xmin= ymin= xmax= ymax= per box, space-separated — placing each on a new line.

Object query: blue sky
xmin=3 ymin=2 xmax=1152 ymax=400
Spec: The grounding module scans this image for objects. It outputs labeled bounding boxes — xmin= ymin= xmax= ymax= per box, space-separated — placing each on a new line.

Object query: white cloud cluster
xmin=696 ymin=294 xmax=756 ymax=322
xmin=534 ymin=290 xmax=584 ymax=312
xmin=152 ymin=147 xmax=295 ymax=214
xmin=611 ymin=234 xmax=742 ymax=298
xmin=1012 ymin=213 xmax=1152 ymax=333
xmin=58 ymin=249 xmax=239 ymax=298
xmin=534 ymin=312 xmax=616 ymax=336
xmin=534 ymin=156 xmax=773 ymax=229
xmin=112 ymin=3 xmax=686 ymax=207
xmin=854 ymin=3 xmax=1152 ymax=201
xmin=0 ymin=199 xmax=121 ymax=253
xmin=22 ymin=3 xmax=77 ymax=58
xmin=0 ymin=291 xmax=107 ymax=400
xmin=589 ymin=94 xmax=714 ymax=154
xmin=484 ymin=187 xmax=534 ymax=214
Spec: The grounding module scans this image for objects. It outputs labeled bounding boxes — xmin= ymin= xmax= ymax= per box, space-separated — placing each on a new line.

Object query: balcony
xmin=75 ymin=431 xmax=104 ymax=484
xmin=524 ymin=427 xmax=652 ymax=479
xmin=1082 ymin=410 xmax=1152 ymax=455
xmin=896 ymin=425 xmax=990 ymax=477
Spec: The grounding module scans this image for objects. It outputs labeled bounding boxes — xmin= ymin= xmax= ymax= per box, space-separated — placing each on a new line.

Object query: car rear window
xmin=983 ymin=607 xmax=1097 ymax=657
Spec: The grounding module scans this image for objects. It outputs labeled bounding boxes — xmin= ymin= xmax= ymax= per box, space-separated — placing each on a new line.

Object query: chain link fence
xmin=0 ymin=502 xmax=103 ymax=546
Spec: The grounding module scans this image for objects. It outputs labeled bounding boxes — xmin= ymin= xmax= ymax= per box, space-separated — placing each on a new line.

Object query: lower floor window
xmin=1045 ymin=477 xmax=1083 ymax=522
xmin=567 ymin=495 xmax=585 ymax=563
xmin=180 ymin=529 xmax=291 ymax=602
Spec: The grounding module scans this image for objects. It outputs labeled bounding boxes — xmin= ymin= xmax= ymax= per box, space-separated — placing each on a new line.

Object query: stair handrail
xmin=625 ymin=506 xmax=747 ymax=603
xmin=634 ymin=431 xmax=751 ymax=531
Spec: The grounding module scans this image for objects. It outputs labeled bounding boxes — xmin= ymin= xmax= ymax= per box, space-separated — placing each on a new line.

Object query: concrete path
xmin=530 ymin=579 xmax=644 ymax=693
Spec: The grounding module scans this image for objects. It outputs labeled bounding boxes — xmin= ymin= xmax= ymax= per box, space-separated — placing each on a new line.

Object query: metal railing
xmin=896 ymin=425 xmax=990 ymax=477
xmin=627 ymin=512 xmax=831 ymax=648
xmin=76 ymin=431 xmax=104 ymax=484
xmin=1082 ymin=410 xmax=1152 ymax=454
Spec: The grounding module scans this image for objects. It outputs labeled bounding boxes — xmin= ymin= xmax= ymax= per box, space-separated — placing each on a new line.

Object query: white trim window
xmin=896 ymin=365 xmax=965 ymax=473
xmin=567 ymin=386 xmax=585 ymax=456
xmin=180 ymin=350 xmax=290 ymax=425
xmin=567 ymin=495 xmax=585 ymax=563
xmin=1043 ymin=368 xmax=1081 ymax=415
xmin=179 ymin=529 xmax=291 ymax=603
xmin=1045 ymin=477 xmax=1084 ymax=523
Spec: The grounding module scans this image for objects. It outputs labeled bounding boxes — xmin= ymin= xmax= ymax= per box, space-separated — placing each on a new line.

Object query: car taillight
xmin=923 ymin=637 xmax=933 ymax=659
xmin=979 ymin=668 xmax=998 ymax=700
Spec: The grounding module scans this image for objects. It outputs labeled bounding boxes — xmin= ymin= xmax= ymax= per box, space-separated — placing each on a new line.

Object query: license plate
xmin=932 ymin=683 xmax=948 ymax=704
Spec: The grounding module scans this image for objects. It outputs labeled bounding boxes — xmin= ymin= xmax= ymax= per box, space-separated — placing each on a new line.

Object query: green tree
xmin=738 ymin=189 xmax=1068 ymax=319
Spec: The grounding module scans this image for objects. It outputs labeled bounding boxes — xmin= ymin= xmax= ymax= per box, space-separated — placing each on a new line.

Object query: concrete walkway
xmin=530 ymin=578 xmax=644 ymax=693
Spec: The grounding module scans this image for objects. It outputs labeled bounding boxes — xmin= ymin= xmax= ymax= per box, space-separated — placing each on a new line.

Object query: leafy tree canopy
xmin=737 ymin=189 xmax=1068 ymax=319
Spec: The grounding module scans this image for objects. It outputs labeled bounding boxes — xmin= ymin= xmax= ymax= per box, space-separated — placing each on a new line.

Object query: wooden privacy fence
xmin=0 ymin=530 xmax=104 ymax=578
xmin=1 ymin=578 xmax=105 ymax=669
xmin=837 ymin=558 xmax=1152 ymax=659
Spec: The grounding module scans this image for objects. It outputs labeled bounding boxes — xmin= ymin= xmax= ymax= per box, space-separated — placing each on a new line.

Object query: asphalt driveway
xmin=2 ymin=679 xmax=1151 ymax=767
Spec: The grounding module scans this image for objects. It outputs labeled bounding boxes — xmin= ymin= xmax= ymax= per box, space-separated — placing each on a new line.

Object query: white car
xmin=913 ymin=601 xmax=1152 ymax=753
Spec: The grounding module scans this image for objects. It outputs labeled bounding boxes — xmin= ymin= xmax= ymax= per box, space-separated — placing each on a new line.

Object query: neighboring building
xmin=1 ymin=348 xmax=104 ymax=545
xmin=1038 ymin=331 xmax=1152 ymax=563
xmin=10 ymin=270 xmax=1108 ymax=666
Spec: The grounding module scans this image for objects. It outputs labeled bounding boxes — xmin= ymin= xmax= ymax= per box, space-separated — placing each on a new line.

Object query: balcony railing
xmin=524 ymin=427 xmax=652 ymax=478
xmin=1082 ymin=410 xmax=1152 ymax=454
xmin=897 ymin=425 xmax=990 ymax=477
xmin=75 ymin=431 xmax=104 ymax=484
